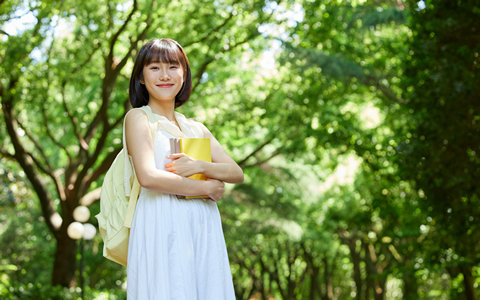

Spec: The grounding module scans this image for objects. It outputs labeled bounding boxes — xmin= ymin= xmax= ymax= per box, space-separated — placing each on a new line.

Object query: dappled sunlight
xmin=266 ymin=219 xmax=303 ymax=241
xmin=316 ymin=154 xmax=362 ymax=194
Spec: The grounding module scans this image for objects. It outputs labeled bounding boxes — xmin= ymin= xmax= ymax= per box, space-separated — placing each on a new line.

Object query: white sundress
xmin=126 ymin=106 xmax=236 ymax=300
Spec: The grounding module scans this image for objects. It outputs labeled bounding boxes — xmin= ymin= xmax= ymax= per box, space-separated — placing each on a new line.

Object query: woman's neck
xmin=147 ymin=100 xmax=176 ymax=121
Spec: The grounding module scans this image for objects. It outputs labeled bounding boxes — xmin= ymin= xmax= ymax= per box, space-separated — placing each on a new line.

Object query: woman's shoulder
xmin=176 ymin=112 xmax=209 ymax=137
xmin=124 ymin=107 xmax=149 ymax=129
xmin=126 ymin=107 xmax=148 ymax=117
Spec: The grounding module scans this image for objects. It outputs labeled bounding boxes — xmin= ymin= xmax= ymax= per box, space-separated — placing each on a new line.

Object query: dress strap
xmin=141 ymin=105 xmax=189 ymax=138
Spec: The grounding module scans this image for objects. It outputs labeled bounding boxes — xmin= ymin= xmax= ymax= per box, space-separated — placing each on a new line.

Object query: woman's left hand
xmin=165 ymin=153 xmax=202 ymax=177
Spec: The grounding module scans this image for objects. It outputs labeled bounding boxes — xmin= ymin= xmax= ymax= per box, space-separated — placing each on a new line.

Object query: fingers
xmin=206 ymin=178 xmax=221 ymax=183
xmin=210 ymin=194 xmax=223 ymax=202
xmin=166 ymin=153 xmax=185 ymax=159
xmin=206 ymin=179 xmax=224 ymax=202
xmin=164 ymin=162 xmax=176 ymax=173
xmin=165 ymin=167 xmax=176 ymax=173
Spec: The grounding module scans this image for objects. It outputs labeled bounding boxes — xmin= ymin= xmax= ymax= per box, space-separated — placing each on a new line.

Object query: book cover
xmin=169 ymin=138 xmax=211 ymax=199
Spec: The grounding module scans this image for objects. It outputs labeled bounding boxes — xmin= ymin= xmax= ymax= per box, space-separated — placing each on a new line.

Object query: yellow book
xmin=169 ymin=138 xmax=211 ymax=199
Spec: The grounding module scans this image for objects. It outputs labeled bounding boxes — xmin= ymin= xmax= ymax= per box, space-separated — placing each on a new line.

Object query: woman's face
xmin=141 ymin=61 xmax=184 ymax=103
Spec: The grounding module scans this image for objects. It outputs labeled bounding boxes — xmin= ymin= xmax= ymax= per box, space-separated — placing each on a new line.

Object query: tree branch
xmin=223 ymin=31 xmax=258 ymax=52
xmin=69 ymin=41 xmax=102 ymax=76
xmin=77 ymin=97 xmax=132 ymax=196
xmin=2 ymin=88 xmax=59 ymax=237
xmin=83 ymin=2 xmax=148 ymax=146
xmin=40 ymin=99 xmax=72 ymax=161
xmin=41 ymin=32 xmax=75 ymax=164
xmin=107 ymin=0 xmax=138 ymax=68
xmin=80 ymin=95 xmax=130 ymax=195
xmin=76 ymin=15 xmax=152 ymax=197
xmin=0 ymin=7 xmax=62 ymax=237
xmin=61 ymin=5 xmax=143 ymax=194
xmin=0 ymin=147 xmax=15 ymax=160
xmin=191 ymin=57 xmax=214 ymax=93
xmin=191 ymin=17 xmax=261 ymax=93
xmin=238 ymin=135 xmax=276 ymax=167
xmin=24 ymin=149 xmax=67 ymax=202
xmin=16 ymin=119 xmax=54 ymax=172
xmin=112 ymin=100 xmax=129 ymax=128
xmin=24 ymin=150 xmax=51 ymax=174
xmin=60 ymin=82 xmax=88 ymax=151
xmin=112 ymin=15 xmax=151 ymax=81
xmin=14 ymin=115 xmax=68 ymax=203
xmin=243 ymin=147 xmax=282 ymax=169
xmin=82 ymin=146 xmax=121 ymax=190
xmin=366 ymin=75 xmax=406 ymax=104
xmin=182 ymin=9 xmax=236 ymax=48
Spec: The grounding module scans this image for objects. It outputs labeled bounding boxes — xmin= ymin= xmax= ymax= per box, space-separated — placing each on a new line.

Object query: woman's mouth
xmin=156 ymin=84 xmax=174 ymax=88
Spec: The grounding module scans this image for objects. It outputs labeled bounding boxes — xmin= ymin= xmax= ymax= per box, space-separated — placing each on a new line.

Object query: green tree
xmin=0 ymin=0 xmax=280 ymax=287
xmin=398 ymin=1 xmax=480 ymax=299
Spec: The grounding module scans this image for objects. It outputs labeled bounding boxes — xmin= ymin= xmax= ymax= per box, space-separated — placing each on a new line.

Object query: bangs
xmin=144 ymin=40 xmax=184 ymax=66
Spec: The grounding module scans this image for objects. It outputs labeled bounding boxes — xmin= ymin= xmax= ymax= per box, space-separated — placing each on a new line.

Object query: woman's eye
xmin=170 ymin=65 xmax=178 ymax=69
xmin=150 ymin=66 xmax=159 ymax=70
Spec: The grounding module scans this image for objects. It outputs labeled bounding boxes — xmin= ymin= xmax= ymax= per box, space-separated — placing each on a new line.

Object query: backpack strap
xmin=123 ymin=106 xmax=158 ymax=228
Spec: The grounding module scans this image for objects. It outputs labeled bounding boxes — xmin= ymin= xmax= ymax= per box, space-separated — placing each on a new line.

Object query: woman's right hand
xmin=206 ymin=179 xmax=225 ymax=202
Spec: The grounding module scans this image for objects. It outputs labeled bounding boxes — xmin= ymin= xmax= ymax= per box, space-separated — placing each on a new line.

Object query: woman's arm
xmin=165 ymin=123 xmax=244 ymax=184
xmin=125 ymin=109 xmax=224 ymax=201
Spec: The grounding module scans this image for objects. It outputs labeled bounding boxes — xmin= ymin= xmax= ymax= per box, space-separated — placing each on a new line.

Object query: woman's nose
xmin=159 ymin=68 xmax=170 ymax=80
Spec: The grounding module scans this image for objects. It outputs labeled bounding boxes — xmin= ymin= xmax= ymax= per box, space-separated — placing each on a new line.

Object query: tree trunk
xmin=460 ymin=265 xmax=477 ymax=300
xmin=310 ymin=268 xmax=320 ymax=300
xmin=346 ymin=239 xmax=363 ymax=300
xmin=363 ymin=242 xmax=386 ymax=300
xmin=375 ymin=277 xmax=386 ymax=300
xmin=363 ymin=242 xmax=372 ymax=300
xmin=402 ymin=270 xmax=418 ymax=300
xmin=52 ymin=231 xmax=77 ymax=287
xmin=302 ymin=245 xmax=321 ymax=300
xmin=258 ymin=255 xmax=268 ymax=300
xmin=322 ymin=255 xmax=334 ymax=300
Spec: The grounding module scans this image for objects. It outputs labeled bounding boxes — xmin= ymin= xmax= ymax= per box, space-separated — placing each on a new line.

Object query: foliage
xmin=1 ymin=0 xmax=479 ymax=299
xmin=396 ymin=0 xmax=480 ymax=298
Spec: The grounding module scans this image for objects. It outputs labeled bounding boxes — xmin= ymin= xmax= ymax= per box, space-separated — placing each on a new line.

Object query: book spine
xmin=169 ymin=138 xmax=175 ymax=154
xmin=169 ymin=138 xmax=185 ymax=199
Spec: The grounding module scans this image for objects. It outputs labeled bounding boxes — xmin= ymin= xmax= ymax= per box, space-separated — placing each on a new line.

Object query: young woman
xmin=124 ymin=38 xmax=243 ymax=299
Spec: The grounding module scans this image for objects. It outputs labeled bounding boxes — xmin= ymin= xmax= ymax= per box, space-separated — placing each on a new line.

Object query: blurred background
xmin=1 ymin=0 xmax=479 ymax=299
